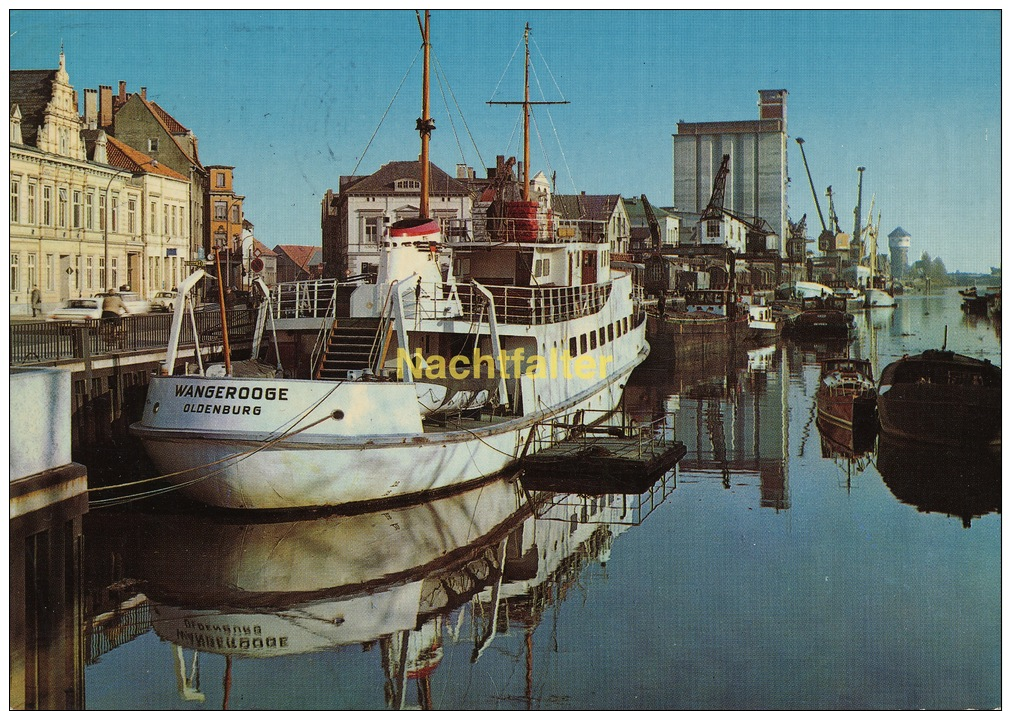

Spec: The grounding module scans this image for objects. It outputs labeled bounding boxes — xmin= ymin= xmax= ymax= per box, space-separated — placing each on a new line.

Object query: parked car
xmin=48 ymin=298 xmax=103 ymax=322
xmin=150 ymin=290 xmax=178 ymax=313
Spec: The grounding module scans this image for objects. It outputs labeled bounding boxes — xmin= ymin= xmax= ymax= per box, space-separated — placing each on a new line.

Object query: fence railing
xmin=10 ymin=308 xmax=256 ymax=366
xmin=455 ymin=281 xmax=612 ymax=325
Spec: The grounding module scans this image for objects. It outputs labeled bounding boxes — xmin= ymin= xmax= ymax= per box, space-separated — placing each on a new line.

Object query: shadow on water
xmin=876 ymin=433 xmax=1001 ymax=528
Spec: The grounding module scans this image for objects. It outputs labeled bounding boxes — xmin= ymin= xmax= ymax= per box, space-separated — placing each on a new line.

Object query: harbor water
xmin=25 ymin=287 xmax=1001 ymax=709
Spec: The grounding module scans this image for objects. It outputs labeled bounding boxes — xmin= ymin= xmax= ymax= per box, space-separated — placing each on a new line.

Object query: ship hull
xmin=132 ymin=335 xmax=648 ymax=510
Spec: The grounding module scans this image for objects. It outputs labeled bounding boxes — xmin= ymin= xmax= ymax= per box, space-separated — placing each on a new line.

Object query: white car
xmin=150 ymin=291 xmax=178 ymax=313
xmin=48 ymin=298 xmax=104 ymax=321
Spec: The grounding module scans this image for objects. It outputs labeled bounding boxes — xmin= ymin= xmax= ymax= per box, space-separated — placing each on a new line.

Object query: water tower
xmin=888 ymin=226 xmax=911 ymax=278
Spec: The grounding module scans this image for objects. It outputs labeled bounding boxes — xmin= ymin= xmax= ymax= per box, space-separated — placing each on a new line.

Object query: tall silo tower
xmin=888 ymin=227 xmax=911 ymax=278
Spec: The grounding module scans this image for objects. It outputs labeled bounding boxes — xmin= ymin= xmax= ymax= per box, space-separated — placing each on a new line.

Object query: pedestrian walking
xmin=30 ymin=286 xmax=41 ymax=317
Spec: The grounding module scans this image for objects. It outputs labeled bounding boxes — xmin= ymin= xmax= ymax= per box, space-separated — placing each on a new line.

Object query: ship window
xmin=569 ymin=337 xmax=577 ymax=358
xmin=608 ymin=324 xmax=614 ymax=341
xmin=590 ymin=331 xmax=597 ymax=349
xmin=580 ymin=333 xmax=587 ymax=354
xmin=598 ymin=326 xmax=606 ymax=344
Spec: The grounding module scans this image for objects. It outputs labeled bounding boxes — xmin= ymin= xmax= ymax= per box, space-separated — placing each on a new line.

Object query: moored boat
xmin=815 ymin=357 xmax=877 ymax=454
xmin=129 ymin=16 xmax=649 ymax=510
xmin=784 ymin=295 xmax=855 ymax=340
xmin=877 ymin=348 xmax=1001 ymax=446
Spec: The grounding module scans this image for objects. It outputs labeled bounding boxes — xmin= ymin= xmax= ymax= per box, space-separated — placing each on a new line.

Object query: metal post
xmin=103 ymin=167 xmax=131 ymax=291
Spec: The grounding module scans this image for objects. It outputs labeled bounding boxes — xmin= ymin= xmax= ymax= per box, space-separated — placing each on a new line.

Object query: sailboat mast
xmin=419 ymin=10 xmax=432 ymax=219
xmin=522 ymin=23 xmax=531 ymax=201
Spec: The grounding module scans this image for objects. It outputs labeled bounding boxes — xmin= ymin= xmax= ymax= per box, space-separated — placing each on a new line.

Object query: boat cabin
xmin=685 ymin=289 xmax=737 ymax=317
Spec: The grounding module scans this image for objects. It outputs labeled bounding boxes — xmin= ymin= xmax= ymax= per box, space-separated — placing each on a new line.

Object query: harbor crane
xmin=795 ymin=137 xmax=835 ymax=252
xmin=640 ymin=193 xmax=663 ymax=253
xmin=852 ymin=166 xmax=866 ymax=263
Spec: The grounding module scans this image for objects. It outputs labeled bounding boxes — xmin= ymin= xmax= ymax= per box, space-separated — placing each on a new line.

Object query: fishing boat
xmin=784 ymin=294 xmax=855 ymax=339
xmin=815 ymin=357 xmax=877 ymax=454
xmin=744 ymin=296 xmax=782 ymax=342
xmin=129 ymin=16 xmax=649 ymax=510
xmin=877 ymin=347 xmax=1001 ymax=446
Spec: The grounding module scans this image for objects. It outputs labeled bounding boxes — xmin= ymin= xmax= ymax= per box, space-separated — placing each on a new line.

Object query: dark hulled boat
xmin=785 ymin=295 xmax=855 ymax=340
xmin=877 ymin=349 xmax=1001 ymax=446
xmin=815 ymin=357 xmax=878 ymax=454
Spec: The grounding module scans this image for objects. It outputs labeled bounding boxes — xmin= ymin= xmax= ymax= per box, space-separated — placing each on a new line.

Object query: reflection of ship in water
xmin=83 ymin=467 xmax=675 ymax=707
xmin=876 ymin=433 xmax=1001 ymax=528
xmin=817 ymin=426 xmax=875 ymax=491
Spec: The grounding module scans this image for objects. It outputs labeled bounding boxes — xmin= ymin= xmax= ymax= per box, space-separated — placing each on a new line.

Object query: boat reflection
xmin=876 ymin=434 xmax=1001 ymax=528
xmin=84 ymin=467 xmax=676 ymax=707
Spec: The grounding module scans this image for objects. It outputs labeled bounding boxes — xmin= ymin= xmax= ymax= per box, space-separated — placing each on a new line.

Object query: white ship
xmin=129 ymin=15 xmax=648 ymax=510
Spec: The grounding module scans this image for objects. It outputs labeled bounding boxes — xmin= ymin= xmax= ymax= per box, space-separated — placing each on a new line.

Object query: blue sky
xmin=9 ymin=10 xmax=1001 ymax=273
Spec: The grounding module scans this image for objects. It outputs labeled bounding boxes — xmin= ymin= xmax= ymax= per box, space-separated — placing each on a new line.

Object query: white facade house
xmin=326 ymin=161 xmax=473 ymax=277
xmin=10 ymin=52 xmax=192 ymax=314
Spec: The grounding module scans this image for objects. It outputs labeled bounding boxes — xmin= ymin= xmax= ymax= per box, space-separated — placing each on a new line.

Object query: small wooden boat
xmin=877 ymin=348 xmax=1001 ymax=446
xmin=815 ymin=357 xmax=877 ymax=454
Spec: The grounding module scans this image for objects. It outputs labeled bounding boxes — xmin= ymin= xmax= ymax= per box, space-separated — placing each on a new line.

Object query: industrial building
xmin=672 ymin=89 xmax=790 ymax=256
xmin=888 ymin=226 xmax=911 ymax=279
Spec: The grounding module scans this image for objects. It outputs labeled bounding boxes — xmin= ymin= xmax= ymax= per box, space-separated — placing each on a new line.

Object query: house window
xmin=214 ymin=201 xmax=227 ymax=220
xmin=216 ymin=172 xmax=225 ymax=188
xmin=10 ymin=253 xmax=19 ymax=292
xmin=27 ymin=182 xmax=36 ymax=224
xmin=111 ymin=193 xmax=119 ymax=232
xmin=86 ymin=256 xmax=93 ymax=289
xmin=394 ymin=179 xmax=421 ymax=191
xmin=364 ymin=216 xmax=382 ymax=243
xmin=27 ymin=253 xmax=36 ymax=290
xmin=45 ymin=254 xmax=54 ymax=291
xmin=110 ymin=257 xmax=118 ymax=288
xmin=42 ymin=185 xmax=52 ymax=226
xmin=231 ymin=205 xmax=240 ymax=224
xmin=73 ymin=190 xmax=82 ymax=228
xmin=74 ymin=256 xmax=80 ymax=291
xmin=10 ymin=178 xmax=19 ymax=223
xmin=98 ymin=257 xmax=106 ymax=289
xmin=148 ymin=138 xmax=159 ymax=151
xmin=99 ymin=193 xmax=106 ymax=230
xmin=151 ymin=201 xmax=158 ymax=232
xmin=164 ymin=204 xmax=170 ymax=234
xmin=58 ymin=188 xmax=68 ymax=227
xmin=178 ymin=206 xmax=185 ymax=236
xmin=171 ymin=206 xmax=177 ymax=236
xmin=128 ymin=198 xmax=137 ymax=233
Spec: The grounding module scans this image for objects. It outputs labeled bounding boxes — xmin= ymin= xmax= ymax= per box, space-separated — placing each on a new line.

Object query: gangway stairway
xmin=315 ymin=318 xmax=383 ymax=380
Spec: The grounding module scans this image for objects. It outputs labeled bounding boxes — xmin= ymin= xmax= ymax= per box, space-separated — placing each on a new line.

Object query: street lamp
xmin=103 ymin=166 xmax=133 ymax=292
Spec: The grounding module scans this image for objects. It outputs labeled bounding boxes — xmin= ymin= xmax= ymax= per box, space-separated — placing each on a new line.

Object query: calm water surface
xmin=77 ymin=288 xmax=1000 ymax=709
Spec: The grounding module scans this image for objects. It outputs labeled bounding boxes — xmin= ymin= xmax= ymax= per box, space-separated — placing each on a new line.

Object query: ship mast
xmin=488 ymin=23 xmax=568 ymax=201
xmin=416 ymin=10 xmax=433 ymax=219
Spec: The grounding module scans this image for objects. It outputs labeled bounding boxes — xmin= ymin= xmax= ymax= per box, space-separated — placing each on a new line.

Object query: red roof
xmin=274 ymin=245 xmax=322 ymax=273
xmin=149 ymin=101 xmax=188 ymax=135
xmin=252 ymin=238 xmax=277 ymax=257
xmin=106 ymin=136 xmax=188 ymax=181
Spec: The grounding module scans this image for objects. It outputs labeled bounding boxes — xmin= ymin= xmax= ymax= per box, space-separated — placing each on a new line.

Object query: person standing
xmin=30 ymin=285 xmax=41 ymax=317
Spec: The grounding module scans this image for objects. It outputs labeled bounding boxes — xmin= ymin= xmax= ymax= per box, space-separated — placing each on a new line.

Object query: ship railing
xmin=454 ymin=281 xmax=613 ymax=325
xmin=271 ymin=279 xmax=342 ymax=319
xmin=308 ymin=288 xmax=341 ymax=378
xmin=530 ymin=408 xmax=676 ymax=458
xmin=444 ymin=216 xmax=609 ymax=244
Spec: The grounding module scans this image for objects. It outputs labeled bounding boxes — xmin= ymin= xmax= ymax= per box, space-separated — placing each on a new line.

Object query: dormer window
xmin=394 ymin=179 xmax=420 ymax=192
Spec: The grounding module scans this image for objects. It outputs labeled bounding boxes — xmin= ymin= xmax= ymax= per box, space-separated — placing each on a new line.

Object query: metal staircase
xmin=315 ymin=318 xmax=382 ymax=380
